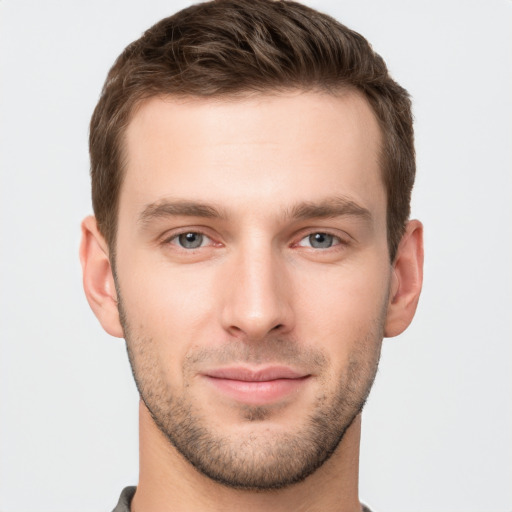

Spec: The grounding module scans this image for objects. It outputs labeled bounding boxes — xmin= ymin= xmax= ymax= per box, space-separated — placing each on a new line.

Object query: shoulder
xmin=111 ymin=486 xmax=136 ymax=512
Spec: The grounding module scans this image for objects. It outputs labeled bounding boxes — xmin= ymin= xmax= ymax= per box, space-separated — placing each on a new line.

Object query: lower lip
xmin=204 ymin=376 xmax=310 ymax=405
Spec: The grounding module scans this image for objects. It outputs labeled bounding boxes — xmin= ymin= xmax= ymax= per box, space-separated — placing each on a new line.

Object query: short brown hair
xmin=89 ymin=0 xmax=415 ymax=261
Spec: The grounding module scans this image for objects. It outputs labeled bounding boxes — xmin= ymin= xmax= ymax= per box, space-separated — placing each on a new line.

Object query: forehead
xmin=120 ymin=91 xmax=385 ymax=224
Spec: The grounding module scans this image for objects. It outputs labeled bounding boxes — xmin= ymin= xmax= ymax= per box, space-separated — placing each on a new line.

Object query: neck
xmin=132 ymin=401 xmax=363 ymax=512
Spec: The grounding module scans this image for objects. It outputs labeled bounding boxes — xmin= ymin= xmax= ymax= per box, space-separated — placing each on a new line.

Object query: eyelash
xmin=294 ymin=232 xmax=346 ymax=250
xmin=163 ymin=230 xmax=216 ymax=250
xmin=162 ymin=229 xmax=348 ymax=251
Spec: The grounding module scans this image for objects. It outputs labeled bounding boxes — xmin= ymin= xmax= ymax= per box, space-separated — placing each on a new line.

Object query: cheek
xmin=117 ymin=244 xmax=215 ymax=321
xmin=292 ymin=258 xmax=390 ymax=354
xmin=115 ymin=253 xmax=224 ymax=377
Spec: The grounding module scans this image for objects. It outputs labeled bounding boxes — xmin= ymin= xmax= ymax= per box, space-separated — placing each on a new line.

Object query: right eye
xmin=168 ymin=232 xmax=211 ymax=249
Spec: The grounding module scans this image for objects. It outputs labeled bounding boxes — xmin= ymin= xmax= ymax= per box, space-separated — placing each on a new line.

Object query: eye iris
xmin=309 ymin=233 xmax=333 ymax=248
xmin=178 ymin=232 xmax=203 ymax=249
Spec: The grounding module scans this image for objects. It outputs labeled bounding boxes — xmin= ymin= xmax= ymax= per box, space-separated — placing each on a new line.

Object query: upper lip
xmin=203 ymin=366 xmax=309 ymax=382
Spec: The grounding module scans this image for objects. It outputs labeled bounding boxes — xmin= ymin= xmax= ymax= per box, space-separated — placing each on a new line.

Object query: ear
xmin=384 ymin=220 xmax=424 ymax=338
xmin=79 ymin=216 xmax=124 ymax=338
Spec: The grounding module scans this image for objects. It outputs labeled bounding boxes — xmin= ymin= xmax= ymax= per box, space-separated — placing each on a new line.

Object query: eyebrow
xmin=286 ymin=196 xmax=372 ymax=222
xmin=139 ymin=200 xmax=227 ymax=226
xmin=138 ymin=195 xmax=372 ymax=226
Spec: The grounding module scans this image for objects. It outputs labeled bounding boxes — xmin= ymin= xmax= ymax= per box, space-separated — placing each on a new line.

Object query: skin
xmin=80 ymin=90 xmax=423 ymax=512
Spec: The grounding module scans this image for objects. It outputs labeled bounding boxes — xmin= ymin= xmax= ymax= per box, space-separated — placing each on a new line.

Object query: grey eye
xmin=308 ymin=233 xmax=335 ymax=248
xmin=177 ymin=232 xmax=204 ymax=249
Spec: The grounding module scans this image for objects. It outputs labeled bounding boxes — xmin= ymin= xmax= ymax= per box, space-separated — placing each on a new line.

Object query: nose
xmin=220 ymin=243 xmax=294 ymax=340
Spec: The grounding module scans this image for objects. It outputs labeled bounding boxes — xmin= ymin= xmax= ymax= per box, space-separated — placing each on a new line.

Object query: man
xmin=80 ymin=0 xmax=423 ymax=510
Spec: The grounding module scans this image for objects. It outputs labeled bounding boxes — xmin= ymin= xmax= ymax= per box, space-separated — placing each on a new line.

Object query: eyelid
xmin=158 ymin=226 xmax=351 ymax=250
xmin=297 ymin=234 xmax=341 ymax=249
xmin=292 ymin=228 xmax=351 ymax=248
xmin=170 ymin=233 xmax=211 ymax=248
xmin=161 ymin=227 xmax=220 ymax=248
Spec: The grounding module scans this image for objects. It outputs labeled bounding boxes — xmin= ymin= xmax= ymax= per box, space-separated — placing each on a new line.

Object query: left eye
xmin=171 ymin=232 xmax=210 ymax=249
xmin=297 ymin=232 xmax=340 ymax=249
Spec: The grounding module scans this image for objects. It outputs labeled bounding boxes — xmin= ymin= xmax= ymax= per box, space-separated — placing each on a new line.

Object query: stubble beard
xmin=118 ymin=295 xmax=384 ymax=491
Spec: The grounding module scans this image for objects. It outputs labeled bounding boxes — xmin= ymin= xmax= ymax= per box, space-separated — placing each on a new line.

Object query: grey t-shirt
xmin=111 ymin=486 xmax=373 ymax=511
xmin=112 ymin=487 xmax=136 ymax=512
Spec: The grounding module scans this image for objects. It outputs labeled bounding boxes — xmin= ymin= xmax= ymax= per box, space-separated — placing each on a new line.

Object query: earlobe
xmin=384 ymin=220 xmax=424 ymax=338
xmin=79 ymin=216 xmax=124 ymax=338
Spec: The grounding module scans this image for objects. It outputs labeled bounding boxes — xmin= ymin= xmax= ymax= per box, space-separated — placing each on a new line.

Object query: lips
xmin=202 ymin=366 xmax=311 ymax=405
xmin=205 ymin=366 xmax=307 ymax=381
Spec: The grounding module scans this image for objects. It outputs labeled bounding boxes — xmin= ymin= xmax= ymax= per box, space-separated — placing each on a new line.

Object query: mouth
xmin=201 ymin=366 xmax=311 ymax=405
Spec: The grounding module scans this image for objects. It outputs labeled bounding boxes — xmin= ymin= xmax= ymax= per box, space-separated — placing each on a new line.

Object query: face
xmin=114 ymin=91 xmax=392 ymax=489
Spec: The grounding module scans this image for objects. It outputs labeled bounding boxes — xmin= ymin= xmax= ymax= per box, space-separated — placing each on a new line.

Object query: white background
xmin=1 ymin=1 xmax=511 ymax=511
